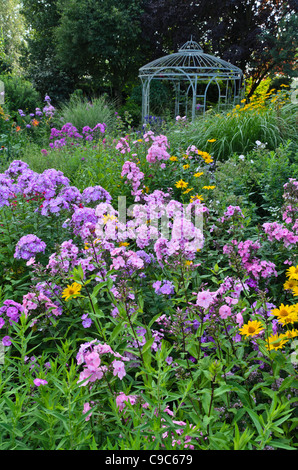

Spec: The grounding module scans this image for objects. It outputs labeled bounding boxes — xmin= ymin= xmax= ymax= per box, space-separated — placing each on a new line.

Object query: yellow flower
xmin=239 ymin=320 xmax=264 ymax=338
xmin=271 ymin=304 xmax=298 ymax=325
xmin=103 ymin=214 xmax=117 ymax=224
xmin=286 ymin=265 xmax=298 ymax=280
xmin=183 ymin=164 xmax=190 ymax=169
xmin=292 ymin=286 xmax=298 ymax=297
xmin=175 ymin=179 xmax=188 ymax=189
xmin=265 ymin=333 xmax=289 ymax=351
xmin=170 ymin=156 xmax=178 ymax=161
xmin=283 ymin=279 xmax=298 ymax=290
xmin=207 ymin=139 xmax=216 ymax=143
xmin=282 ymin=329 xmax=298 ymax=339
xmin=185 ymin=260 xmax=193 ymax=266
xmin=119 ymin=242 xmax=130 ymax=247
xmin=62 ymin=282 xmax=82 ymax=301
xmin=202 ymin=185 xmax=216 ymax=190
xmin=194 ymin=172 xmax=204 ymax=178
xmin=190 ymin=194 xmax=204 ymax=202
xmin=271 ymin=303 xmax=294 ymax=319
xmin=183 ymin=187 xmax=193 ymax=194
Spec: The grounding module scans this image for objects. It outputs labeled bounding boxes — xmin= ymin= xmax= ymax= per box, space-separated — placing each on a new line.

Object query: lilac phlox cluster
xmin=76 ymin=340 xmax=129 ymax=386
xmin=153 ymin=280 xmax=175 ymax=296
xmin=69 ymin=207 xmax=97 ymax=237
xmin=14 ymin=234 xmax=46 ymax=260
xmin=116 ymin=392 xmax=137 ymax=411
xmin=0 ymin=300 xmax=24 ymax=330
xmin=46 ymin=239 xmax=79 ymax=275
xmin=110 ymin=246 xmax=144 ymax=272
xmin=81 ymin=313 xmax=93 ymax=328
xmin=5 ymin=160 xmax=30 ymax=178
xmin=283 ymin=178 xmax=298 ymax=204
xmin=146 ymin=134 xmax=170 ymax=164
xmin=40 ymin=195 xmax=70 ymax=216
xmin=24 ymin=168 xmax=70 ymax=201
xmin=49 ymin=122 xmax=84 ymax=149
xmin=82 ymin=185 xmax=112 ymax=204
xmin=116 ymin=137 xmax=131 ymax=154
xmin=0 ymin=174 xmax=15 ymax=207
xmin=282 ymin=205 xmax=298 ymax=228
xmin=43 ymin=95 xmax=55 ymax=117
xmin=127 ymin=326 xmax=164 ymax=354
xmin=121 ymin=161 xmax=144 ymax=201
xmin=143 ymin=130 xmax=155 ymax=143
xmin=59 ymin=185 xmax=82 ymax=205
xmin=95 ymin=203 xmax=119 ymax=241
xmin=218 ymin=205 xmax=244 ymax=225
xmin=22 ymin=290 xmax=62 ymax=322
xmin=223 ymin=239 xmax=277 ymax=280
xmin=263 ymin=221 xmax=298 ymax=248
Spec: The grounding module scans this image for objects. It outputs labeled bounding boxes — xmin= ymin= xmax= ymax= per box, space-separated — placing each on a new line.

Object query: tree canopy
xmin=18 ymin=0 xmax=298 ymax=103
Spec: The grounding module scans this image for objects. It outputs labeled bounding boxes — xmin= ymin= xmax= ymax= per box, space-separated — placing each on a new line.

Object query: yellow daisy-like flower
xmin=119 ymin=242 xmax=130 ymax=247
xmin=62 ymin=282 xmax=82 ymax=301
xmin=175 ymin=179 xmax=188 ymax=189
xmin=183 ymin=164 xmax=190 ymax=169
xmin=265 ymin=333 xmax=289 ymax=351
xmin=207 ymin=139 xmax=216 ymax=143
xmin=284 ymin=279 xmax=298 ymax=290
xmin=190 ymin=194 xmax=204 ymax=202
xmin=286 ymin=265 xmax=298 ymax=280
xmin=292 ymin=286 xmax=298 ymax=297
xmin=170 ymin=156 xmax=178 ymax=161
xmin=239 ymin=320 xmax=264 ymax=338
xmin=103 ymin=214 xmax=117 ymax=224
xmin=282 ymin=329 xmax=298 ymax=339
xmin=194 ymin=172 xmax=204 ymax=178
xmin=270 ymin=304 xmax=297 ymax=325
xmin=202 ymin=185 xmax=216 ymax=190
xmin=183 ymin=187 xmax=193 ymax=194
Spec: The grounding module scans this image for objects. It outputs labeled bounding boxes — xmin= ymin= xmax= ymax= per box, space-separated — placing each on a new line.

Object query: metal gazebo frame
xmin=139 ymin=39 xmax=245 ymax=122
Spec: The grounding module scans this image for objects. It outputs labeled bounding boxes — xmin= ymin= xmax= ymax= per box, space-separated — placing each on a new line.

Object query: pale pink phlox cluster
xmin=77 ymin=340 xmax=129 ymax=386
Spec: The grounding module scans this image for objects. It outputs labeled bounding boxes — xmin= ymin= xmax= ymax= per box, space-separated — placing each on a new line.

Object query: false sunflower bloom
xmin=62 ymin=282 xmax=82 ymax=301
xmin=286 ymin=265 xmax=298 ymax=280
xmin=270 ymin=304 xmax=298 ymax=325
xmin=239 ymin=320 xmax=264 ymax=338
xmin=284 ymin=279 xmax=298 ymax=291
xmin=175 ymin=179 xmax=188 ymax=189
xmin=265 ymin=333 xmax=289 ymax=351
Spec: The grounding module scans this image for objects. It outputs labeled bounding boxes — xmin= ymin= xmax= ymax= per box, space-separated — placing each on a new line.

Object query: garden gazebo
xmin=139 ymin=38 xmax=245 ymax=122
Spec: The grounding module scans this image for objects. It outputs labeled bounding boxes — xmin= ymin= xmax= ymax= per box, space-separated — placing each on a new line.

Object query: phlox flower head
xmin=196 ymin=290 xmax=215 ymax=309
xmin=153 ymin=280 xmax=175 ymax=296
xmin=218 ymin=305 xmax=232 ymax=319
xmin=14 ymin=234 xmax=46 ymax=260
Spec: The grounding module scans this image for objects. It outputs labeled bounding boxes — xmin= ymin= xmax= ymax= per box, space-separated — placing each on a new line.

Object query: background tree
xmin=0 ymin=0 xmax=26 ymax=73
xmin=54 ymin=0 xmax=145 ymax=103
xmin=21 ymin=0 xmax=76 ymax=103
xmin=140 ymin=0 xmax=298 ymax=97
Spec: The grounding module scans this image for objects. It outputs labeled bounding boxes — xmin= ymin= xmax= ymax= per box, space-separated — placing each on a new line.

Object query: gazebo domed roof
xmin=139 ymin=40 xmax=242 ymax=79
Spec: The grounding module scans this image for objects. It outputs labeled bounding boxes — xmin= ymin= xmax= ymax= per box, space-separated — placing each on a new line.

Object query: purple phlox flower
xmin=153 ymin=279 xmax=175 ymax=296
xmin=82 ymin=185 xmax=112 ymax=204
xmin=14 ymin=234 xmax=46 ymax=260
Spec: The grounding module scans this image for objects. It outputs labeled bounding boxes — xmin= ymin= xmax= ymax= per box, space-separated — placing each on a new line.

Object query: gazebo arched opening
xmin=139 ymin=38 xmax=245 ymax=123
